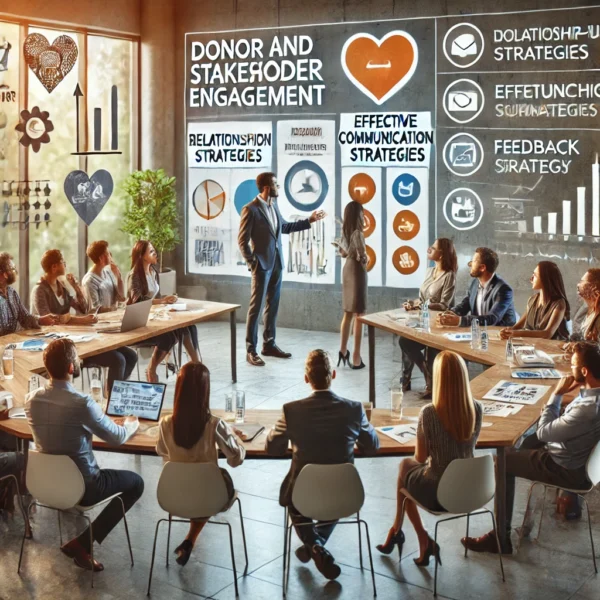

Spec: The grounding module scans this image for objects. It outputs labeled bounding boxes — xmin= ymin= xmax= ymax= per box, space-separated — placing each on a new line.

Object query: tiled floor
xmin=0 ymin=321 xmax=598 ymax=600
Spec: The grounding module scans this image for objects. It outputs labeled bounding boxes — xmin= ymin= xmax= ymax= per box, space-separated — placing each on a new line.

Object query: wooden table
xmin=359 ymin=309 xmax=570 ymax=548
xmin=0 ymin=299 xmax=240 ymax=402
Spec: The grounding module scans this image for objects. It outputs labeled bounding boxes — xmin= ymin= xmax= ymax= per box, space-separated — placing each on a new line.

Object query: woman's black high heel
xmin=413 ymin=537 xmax=442 ymax=567
xmin=174 ymin=539 xmax=194 ymax=566
xmin=376 ymin=528 xmax=405 ymax=560
xmin=337 ymin=350 xmax=350 ymax=367
xmin=350 ymin=359 xmax=366 ymax=370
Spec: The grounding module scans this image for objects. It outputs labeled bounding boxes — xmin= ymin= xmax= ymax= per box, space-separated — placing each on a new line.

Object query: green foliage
xmin=121 ymin=169 xmax=180 ymax=272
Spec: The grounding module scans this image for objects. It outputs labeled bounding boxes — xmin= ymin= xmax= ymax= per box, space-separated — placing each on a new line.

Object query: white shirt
xmin=476 ymin=277 xmax=492 ymax=315
xmin=258 ymin=196 xmax=278 ymax=232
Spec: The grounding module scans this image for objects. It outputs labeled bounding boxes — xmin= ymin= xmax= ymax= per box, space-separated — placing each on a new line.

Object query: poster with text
xmin=386 ymin=167 xmax=429 ymax=288
xmin=341 ymin=167 xmax=383 ymax=287
xmin=277 ymin=120 xmax=336 ymax=284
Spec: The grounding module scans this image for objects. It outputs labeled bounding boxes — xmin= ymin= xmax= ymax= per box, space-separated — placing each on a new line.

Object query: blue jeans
xmin=246 ymin=258 xmax=283 ymax=353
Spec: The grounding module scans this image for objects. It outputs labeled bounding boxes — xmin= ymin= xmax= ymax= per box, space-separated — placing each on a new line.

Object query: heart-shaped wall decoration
xmin=341 ymin=31 xmax=418 ymax=106
xmin=63 ymin=169 xmax=113 ymax=226
xmin=23 ymin=33 xmax=78 ymax=93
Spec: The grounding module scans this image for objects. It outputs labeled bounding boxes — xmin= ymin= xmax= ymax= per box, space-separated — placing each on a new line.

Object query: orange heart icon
xmin=341 ymin=31 xmax=418 ymax=105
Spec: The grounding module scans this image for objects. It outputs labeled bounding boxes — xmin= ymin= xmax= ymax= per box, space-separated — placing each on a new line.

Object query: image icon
xmin=443 ymin=188 xmax=483 ymax=231
xmin=443 ymin=79 xmax=485 ymax=124
xmin=392 ymin=173 xmax=420 ymax=205
xmin=442 ymin=133 xmax=484 ymax=177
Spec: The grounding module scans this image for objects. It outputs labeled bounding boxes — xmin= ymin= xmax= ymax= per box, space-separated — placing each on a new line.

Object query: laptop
xmin=106 ymin=380 xmax=167 ymax=421
xmin=96 ymin=299 xmax=152 ymax=334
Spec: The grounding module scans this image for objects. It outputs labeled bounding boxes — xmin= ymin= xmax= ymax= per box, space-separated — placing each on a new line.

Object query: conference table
xmin=360 ymin=308 xmax=572 ymax=548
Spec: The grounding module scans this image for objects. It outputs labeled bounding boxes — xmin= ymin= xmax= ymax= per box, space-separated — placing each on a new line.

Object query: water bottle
xmin=470 ymin=319 xmax=481 ymax=350
xmin=505 ymin=337 xmax=514 ymax=362
xmin=481 ymin=324 xmax=489 ymax=351
xmin=421 ymin=300 xmax=430 ymax=333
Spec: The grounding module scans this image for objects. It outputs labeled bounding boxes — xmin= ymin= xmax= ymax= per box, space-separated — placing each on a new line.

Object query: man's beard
xmin=72 ymin=363 xmax=81 ymax=378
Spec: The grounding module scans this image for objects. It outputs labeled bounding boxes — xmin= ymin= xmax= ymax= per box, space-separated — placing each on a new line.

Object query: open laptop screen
xmin=106 ymin=380 xmax=167 ymax=421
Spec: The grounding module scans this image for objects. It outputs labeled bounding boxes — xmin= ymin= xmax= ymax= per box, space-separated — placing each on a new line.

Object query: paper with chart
xmin=483 ymin=380 xmax=550 ymax=405
xmin=479 ymin=400 xmax=523 ymax=418
xmin=377 ymin=424 xmax=418 ymax=444
xmin=511 ymin=368 xmax=562 ymax=380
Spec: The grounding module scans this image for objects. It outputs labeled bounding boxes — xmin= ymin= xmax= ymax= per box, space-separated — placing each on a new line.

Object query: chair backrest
xmin=291 ymin=463 xmax=365 ymax=521
xmin=437 ymin=455 xmax=495 ymax=514
xmin=586 ymin=442 xmax=600 ymax=486
xmin=26 ymin=450 xmax=85 ymax=510
xmin=157 ymin=462 xmax=231 ymax=519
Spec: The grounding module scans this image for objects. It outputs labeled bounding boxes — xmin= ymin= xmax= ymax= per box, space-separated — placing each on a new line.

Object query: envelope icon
xmin=452 ymin=33 xmax=477 ymax=58
xmin=448 ymin=91 xmax=478 ymax=111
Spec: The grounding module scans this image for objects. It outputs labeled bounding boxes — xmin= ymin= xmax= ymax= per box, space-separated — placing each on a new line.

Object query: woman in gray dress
xmin=500 ymin=261 xmax=570 ymax=341
xmin=335 ymin=201 xmax=368 ymax=370
xmin=376 ymin=350 xmax=482 ymax=566
xmin=400 ymin=238 xmax=457 ymax=396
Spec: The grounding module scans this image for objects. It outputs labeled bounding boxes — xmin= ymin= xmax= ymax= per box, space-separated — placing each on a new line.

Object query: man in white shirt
xmin=26 ymin=339 xmax=142 ymax=572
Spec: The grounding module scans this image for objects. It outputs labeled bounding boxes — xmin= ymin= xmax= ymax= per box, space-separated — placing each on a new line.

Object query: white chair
xmin=400 ymin=454 xmax=505 ymax=597
xmin=18 ymin=450 xmax=134 ymax=588
xmin=147 ymin=462 xmax=248 ymax=597
xmin=284 ymin=463 xmax=377 ymax=597
xmin=517 ymin=441 xmax=600 ymax=573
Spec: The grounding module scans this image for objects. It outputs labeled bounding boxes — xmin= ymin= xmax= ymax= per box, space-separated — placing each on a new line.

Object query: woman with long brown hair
xmin=500 ymin=260 xmax=570 ymax=340
xmin=156 ymin=363 xmax=245 ymax=566
xmin=400 ymin=238 xmax=458 ymax=396
xmin=376 ymin=351 xmax=482 ymax=566
xmin=126 ymin=240 xmax=201 ymax=382
xmin=334 ymin=201 xmax=368 ymax=369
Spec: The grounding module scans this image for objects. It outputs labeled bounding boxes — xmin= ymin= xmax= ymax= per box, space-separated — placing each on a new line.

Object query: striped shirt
xmin=0 ymin=286 xmax=39 ymax=336
xmin=82 ymin=269 xmax=120 ymax=310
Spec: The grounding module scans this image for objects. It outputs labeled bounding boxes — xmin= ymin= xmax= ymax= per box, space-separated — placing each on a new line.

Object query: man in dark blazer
xmin=238 ymin=172 xmax=326 ymax=366
xmin=437 ymin=247 xmax=517 ymax=328
xmin=265 ymin=349 xmax=379 ymax=580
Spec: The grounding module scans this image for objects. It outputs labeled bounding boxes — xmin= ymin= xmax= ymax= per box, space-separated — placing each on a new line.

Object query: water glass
xmin=2 ymin=348 xmax=14 ymax=380
xmin=390 ymin=385 xmax=403 ymax=420
xmin=90 ymin=367 xmax=103 ymax=404
xmin=224 ymin=393 xmax=236 ymax=422
xmin=362 ymin=402 xmax=373 ymax=422
xmin=235 ymin=390 xmax=246 ymax=424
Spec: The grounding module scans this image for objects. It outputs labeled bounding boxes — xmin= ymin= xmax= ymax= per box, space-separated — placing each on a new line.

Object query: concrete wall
xmin=174 ymin=0 xmax=590 ymax=331
xmin=1 ymin=0 xmax=141 ymax=34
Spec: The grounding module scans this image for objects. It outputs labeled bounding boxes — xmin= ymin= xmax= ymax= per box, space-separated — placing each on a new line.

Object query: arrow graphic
xmin=73 ymin=83 xmax=83 ymax=153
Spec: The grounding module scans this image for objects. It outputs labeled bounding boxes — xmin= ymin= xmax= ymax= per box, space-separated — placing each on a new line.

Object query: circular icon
xmin=25 ymin=117 xmax=46 ymax=140
xmin=362 ymin=209 xmax=376 ymax=238
xmin=443 ymin=79 xmax=485 ymax=124
xmin=392 ymin=246 xmax=420 ymax=275
xmin=443 ymin=23 xmax=485 ymax=69
xmin=442 ymin=133 xmax=484 ymax=177
xmin=365 ymin=245 xmax=376 ymax=272
xmin=192 ymin=180 xmax=226 ymax=220
xmin=284 ymin=160 xmax=329 ymax=212
xmin=392 ymin=173 xmax=420 ymax=206
xmin=348 ymin=172 xmax=376 ymax=204
xmin=234 ymin=179 xmax=256 ymax=215
xmin=393 ymin=210 xmax=420 ymax=241
xmin=443 ymin=188 xmax=484 ymax=231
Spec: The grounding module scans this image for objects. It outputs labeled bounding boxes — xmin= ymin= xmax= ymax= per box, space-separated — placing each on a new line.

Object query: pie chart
xmin=193 ymin=180 xmax=226 ymax=220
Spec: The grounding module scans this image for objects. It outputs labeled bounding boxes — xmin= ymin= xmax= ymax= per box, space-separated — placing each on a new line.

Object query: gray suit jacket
xmin=265 ymin=390 xmax=380 ymax=506
xmin=237 ymin=196 xmax=311 ymax=271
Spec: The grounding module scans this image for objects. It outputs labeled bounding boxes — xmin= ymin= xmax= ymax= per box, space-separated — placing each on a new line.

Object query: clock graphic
xmin=284 ymin=160 xmax=329 ymax=212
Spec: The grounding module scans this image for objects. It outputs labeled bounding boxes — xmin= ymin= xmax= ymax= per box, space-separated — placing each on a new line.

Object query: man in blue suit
xmin=238 ymin=172 xmax=326 ymax=366
xmin=437 ymin=247 xmax=517 ymax=328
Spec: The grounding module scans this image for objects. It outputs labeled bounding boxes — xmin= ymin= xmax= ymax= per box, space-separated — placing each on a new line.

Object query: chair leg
xmin=3 ymin=474 xmax=31 ymax=539
xmin=282 ymin=509 xmax=288 ymax=596
xmin=166 ymin=515 xmax=172 ymax=567
xmin=57 ymin=511 xmax=63 ymax=545
xmin=284 ymin=522 xmax=293 ymax=596
xmin=433 ymin=521 xmax=440 ymax=597
xmin=357 ymin=511 xmax=363 ymax=569
xmin=517 ymin=481 xmax=540 ymax=553
xmin=487 ymin=510 xmax=506 ymax=582
xmin=464 ymin=513 xmax=470 ymax=558
xmin=359 ymin=519 xmax=378 ymax=597
xmin=87 ymin=517 xmax=94 ymax=589
xmin=534 ymin=486 xmax=548 ymax=543
xmin=118 ymin=497 xmax=134 ymax=567
xmin=18 ymin=501 xmax=36 ymax=573
xmin=583 ymin=497 xmax=598 ymax=574
xmin=147 ymin=519 xmax=164 ymax=596
xmin=226 ymin=522 xmax=239 ymax=598
xmin=236 ymin=497 xmax=249 ymax=575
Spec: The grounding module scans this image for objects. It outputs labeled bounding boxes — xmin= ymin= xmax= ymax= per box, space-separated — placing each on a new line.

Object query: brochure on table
xmin=511 ymin=368 xmax=562 ymax=380
xmin=377 ymin=424 xmax=418 ymax=444
xmin=483 ymin=380 xmax=550 ymax=405
xmin=479 ymin=400 xmax=523 ymax=418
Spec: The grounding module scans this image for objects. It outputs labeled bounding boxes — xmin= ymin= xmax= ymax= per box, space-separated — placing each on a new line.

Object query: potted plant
xmin=121 ymin=168 xmax=180 ymax=295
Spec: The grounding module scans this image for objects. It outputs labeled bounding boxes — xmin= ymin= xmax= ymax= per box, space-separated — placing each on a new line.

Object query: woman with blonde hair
xmin=376 ymin=350 xmax=483 ymax=566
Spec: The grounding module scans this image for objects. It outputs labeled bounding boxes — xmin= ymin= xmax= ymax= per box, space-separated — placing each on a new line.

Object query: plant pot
xmin=160 ymin=268 xmax=177 ymax=296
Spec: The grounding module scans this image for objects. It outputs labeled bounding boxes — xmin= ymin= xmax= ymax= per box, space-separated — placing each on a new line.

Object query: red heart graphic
xmin=23 ymin=33 xmax=78 ymax=93
xmin=342 ymin=32 xmax=418 ymax=105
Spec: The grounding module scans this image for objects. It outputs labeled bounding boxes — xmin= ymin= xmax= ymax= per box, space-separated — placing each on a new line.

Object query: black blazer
xmin=265 ymin=390 xmax=380 ymax=506
xmin=451 ymin=274 xmax=517 ymax=327
xmin=237 ymin=196 xmax=311 ymax=271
